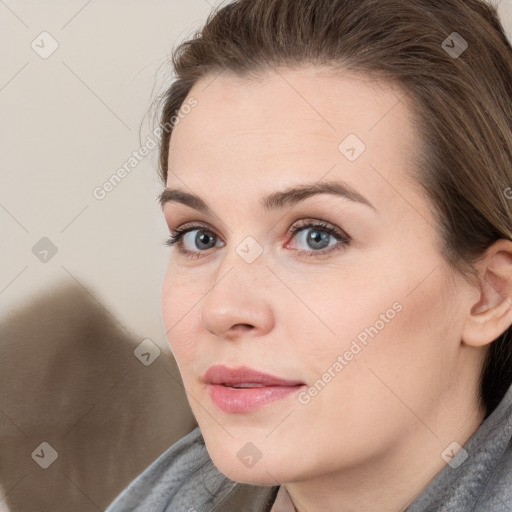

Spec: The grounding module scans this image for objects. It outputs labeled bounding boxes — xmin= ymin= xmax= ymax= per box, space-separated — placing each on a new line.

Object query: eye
xmin=163 ymin=219 xmax=350 ymax=260
xmin=285 ymin=220 xmax=350 ymax=257
xmin=164 ymin=223 xmax=223 ymax=259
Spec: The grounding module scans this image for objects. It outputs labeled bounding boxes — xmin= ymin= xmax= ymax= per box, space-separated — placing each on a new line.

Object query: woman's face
xmin=161 ymin=66 xmax=482 ymax=485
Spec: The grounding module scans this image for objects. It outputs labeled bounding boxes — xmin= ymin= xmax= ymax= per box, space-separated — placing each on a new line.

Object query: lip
xmin=203 ymin=365 xmax=304 ymax=387
xmin=204 ymin=365 xmax=306 ymax=413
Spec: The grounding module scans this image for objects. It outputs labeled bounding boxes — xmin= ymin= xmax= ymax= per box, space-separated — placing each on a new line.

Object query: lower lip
xmin=208 ymin=384 xmax=305 ymax=413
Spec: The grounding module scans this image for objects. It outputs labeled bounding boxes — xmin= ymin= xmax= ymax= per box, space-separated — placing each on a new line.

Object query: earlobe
xmin=462 ymin=240 xmax=512 ymax=348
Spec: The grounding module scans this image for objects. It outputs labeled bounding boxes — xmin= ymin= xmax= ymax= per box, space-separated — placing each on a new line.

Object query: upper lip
xmin=203 ymin=365 xmax=305 ymax=387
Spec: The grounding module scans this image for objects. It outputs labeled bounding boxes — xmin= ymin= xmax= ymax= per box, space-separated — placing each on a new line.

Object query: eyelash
xmin=164 ymin=220 xmax=350 ymax=261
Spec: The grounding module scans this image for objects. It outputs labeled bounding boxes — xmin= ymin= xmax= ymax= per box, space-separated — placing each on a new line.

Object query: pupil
xmin=196 ymin=230 xmax=215 ymax=249
xmin=308 ymin=229 xmax=329 ymax=249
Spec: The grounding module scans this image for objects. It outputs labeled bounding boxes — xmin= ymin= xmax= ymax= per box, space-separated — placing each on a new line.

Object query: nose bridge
xmin=214 ymin=228 xmax=267 ymax=281
xmin=209 ymin=236 xmax=268 ymax=301
xmin=199 ymin=236 xmax=273 ymax=337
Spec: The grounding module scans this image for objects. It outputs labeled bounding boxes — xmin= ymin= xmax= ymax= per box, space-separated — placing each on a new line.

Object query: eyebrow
xmin=158 ymin=180 xmax=376 ymax=214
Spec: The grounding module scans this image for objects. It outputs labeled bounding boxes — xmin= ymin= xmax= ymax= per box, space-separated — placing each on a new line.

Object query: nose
xmin=199 ymin=256 xmax=275 ymax=340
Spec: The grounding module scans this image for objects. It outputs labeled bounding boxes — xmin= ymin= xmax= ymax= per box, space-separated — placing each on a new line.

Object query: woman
xmin=106 ymin=0 xmax=512 ymax=510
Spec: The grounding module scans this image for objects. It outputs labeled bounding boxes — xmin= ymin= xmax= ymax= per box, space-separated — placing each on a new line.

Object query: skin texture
xmin=160 ymin=66 xmax=512 ymax=512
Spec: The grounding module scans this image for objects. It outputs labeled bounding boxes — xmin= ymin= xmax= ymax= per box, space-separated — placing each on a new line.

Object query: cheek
xmin=161 ymin=268 xmax=203 ymax=373
xmin=287 ymin=259 xmax=404 ymax=360
xmin=295 ymin=244 xmax=454 ymax=382
xmin=308 ymin=261 xmax=458 ymax=428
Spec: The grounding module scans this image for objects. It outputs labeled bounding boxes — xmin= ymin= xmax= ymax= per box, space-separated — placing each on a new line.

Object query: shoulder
xmin=471 ymin=408 xmax=512 ymax=511
xmin=104 ymin=426 xmax=238 ymax=512
xmin=408 ymin=383 xmax=512 ymax=512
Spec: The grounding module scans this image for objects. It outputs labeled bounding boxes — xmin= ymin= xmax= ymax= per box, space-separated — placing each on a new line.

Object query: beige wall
xmin=2 ymin=0 xmax=511 ymax=349
xmin=1 ymin=0 xmax=224 ymax=349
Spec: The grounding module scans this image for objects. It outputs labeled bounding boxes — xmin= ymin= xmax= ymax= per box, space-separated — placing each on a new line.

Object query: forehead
xmin=167 ymin=66 xmax=421 ymax=214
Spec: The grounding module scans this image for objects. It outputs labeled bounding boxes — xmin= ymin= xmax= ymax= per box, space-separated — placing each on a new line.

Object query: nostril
xmin=233 ymin=323 xmax=254 ymax=331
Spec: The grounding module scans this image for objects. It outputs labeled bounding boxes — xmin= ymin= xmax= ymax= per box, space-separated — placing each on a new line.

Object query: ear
xmin=462 ymin=239 xmax=512 ymax=347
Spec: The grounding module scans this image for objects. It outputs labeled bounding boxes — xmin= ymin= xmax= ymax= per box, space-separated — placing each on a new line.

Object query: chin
xmin=211 ymin=458 xmax=287 ymax=486
xmin=203 ymin=436 xmax=301 ymax=486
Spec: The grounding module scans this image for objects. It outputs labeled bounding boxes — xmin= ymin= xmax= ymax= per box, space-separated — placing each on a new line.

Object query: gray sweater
xmin=105 ymin=384 xmax=512 ymax=511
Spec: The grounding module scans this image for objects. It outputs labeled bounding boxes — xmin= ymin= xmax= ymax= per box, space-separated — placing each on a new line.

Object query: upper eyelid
xmin=173 ymin=221 xmax=222 ymax=239
xmin=172 ymin=218 xmax=342 ymax=233
xmin=171 ymin=219 xmax=350 ymax=243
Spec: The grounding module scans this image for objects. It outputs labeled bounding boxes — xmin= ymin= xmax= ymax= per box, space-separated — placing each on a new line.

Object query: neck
xmin=285 ymin=393 xmax=486 ymax=512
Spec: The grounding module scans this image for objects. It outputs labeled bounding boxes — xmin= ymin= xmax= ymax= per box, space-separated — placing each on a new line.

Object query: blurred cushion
xmin=0 ymin=282 xmax=197 ymax=511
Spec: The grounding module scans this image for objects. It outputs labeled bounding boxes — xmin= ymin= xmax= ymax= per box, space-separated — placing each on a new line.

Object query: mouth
xmin=203 ymin=364 xmax=306 ymax=413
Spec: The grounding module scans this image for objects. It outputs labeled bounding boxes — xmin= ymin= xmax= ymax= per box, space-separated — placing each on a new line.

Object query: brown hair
xmin=156 ymin=0 xmax=512 ymax=418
